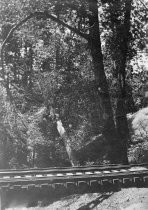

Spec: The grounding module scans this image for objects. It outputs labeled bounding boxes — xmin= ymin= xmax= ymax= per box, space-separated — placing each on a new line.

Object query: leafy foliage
xmin=128 ymin=107 xmax=148 ymax=163
xmin=0 ymin=0 xmax=147 ymax=168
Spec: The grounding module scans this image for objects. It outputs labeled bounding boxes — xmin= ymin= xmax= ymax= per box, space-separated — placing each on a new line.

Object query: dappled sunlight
xmin=128 ymin=107 xmax=148 ymax=163
xmin=132 ymin=107 xmax=148 ymax=137
xmin=7 ymin=207 xmax=27 ymax=210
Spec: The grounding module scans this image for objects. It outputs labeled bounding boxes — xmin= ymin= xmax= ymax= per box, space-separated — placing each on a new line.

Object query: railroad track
xmin=0 ymin=163 xmax=148 ymax=209
xmin=0 ymin=163 xmax=148 ymax=189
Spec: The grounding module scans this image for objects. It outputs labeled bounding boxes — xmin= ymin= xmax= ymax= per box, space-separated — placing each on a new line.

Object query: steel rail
xmin=0 ymin=168 xmax=148 ymax=189
xmin=0 ymin=163 xmax=147 ymax=185
xmin=0 ymin=163 xmax=147 ymax=174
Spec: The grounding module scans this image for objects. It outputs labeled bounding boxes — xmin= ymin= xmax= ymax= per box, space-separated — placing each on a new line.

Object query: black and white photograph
xmin=0 ymin=0 xmax=148 ymax=209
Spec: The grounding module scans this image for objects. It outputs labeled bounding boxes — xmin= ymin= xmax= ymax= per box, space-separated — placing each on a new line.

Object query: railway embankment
xmin=6 ymin=188 xmax=148 ymax=210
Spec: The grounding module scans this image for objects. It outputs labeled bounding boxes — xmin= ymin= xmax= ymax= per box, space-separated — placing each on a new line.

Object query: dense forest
xmin=0 ymin=0 xmax=147 ymax=169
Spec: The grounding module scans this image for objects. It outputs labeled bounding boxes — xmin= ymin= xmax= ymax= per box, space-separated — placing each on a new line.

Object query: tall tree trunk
xmin=0 ymin=139 xmax=8 ymax=169
xmin=48 ymin=107 xmax=77 ymax=166
xmin=115 ymin=97 xmax=129 ymax=164
xmin=32 ymin=146 xmax=36 ymax=167
xmin=56 ymin=118 xmax=77 ymax=166
xmin=115 ymin=0 xmax=132 ymax=164
xmin=54 ymin=34 xmax=77 ymax=166
xmin=88 ymin=0 xmax=120 ymax=163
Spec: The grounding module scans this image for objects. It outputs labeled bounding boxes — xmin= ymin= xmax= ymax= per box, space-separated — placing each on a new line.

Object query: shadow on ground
xmin=77 ymin=192 xmax=113 ymax=210
xmin=5 ymin=185 xmax=119 ymax=209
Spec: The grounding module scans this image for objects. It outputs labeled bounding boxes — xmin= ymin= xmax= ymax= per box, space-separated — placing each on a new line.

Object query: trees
xmin=103 ymin=0 xmax=133 ymax=164
xmin=0 ymin=0 xmax=147 ymax=167
xmin=1 ymin=0 xmax=117 ymax=165
xmin=101 ymin=0 xmax=147 ymax=163
xmin=88 ymin=0 xmax=118 ymax=162
xmin=0 ymin=85 xmax=29 ymax=168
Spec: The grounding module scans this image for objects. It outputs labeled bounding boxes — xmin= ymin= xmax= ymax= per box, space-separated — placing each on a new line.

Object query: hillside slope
xmin=7 ymin=188 xmax=148 ymax=210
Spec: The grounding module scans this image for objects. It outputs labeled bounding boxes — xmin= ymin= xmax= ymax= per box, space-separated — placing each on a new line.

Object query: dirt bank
xmin=6 ymin=187 xmax=148 ymax=210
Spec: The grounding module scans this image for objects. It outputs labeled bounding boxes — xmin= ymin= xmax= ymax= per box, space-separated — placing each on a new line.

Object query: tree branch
xmin=1 ymin=13 xmax=35 ymax=85
xmin=1 ymin=11 xmax=89 ymax=51
xmin=36 ymin=11 xmax=89 ymax=40
xmin=1 ymin=11 xmax=89 ymax=85
xmin=1 ymin=13 xmax=35 ymax=50
xmin=0 ymin=11 xmax=89 ymax=103
xmin=137 ymin=0 xmax=148 ymax=10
